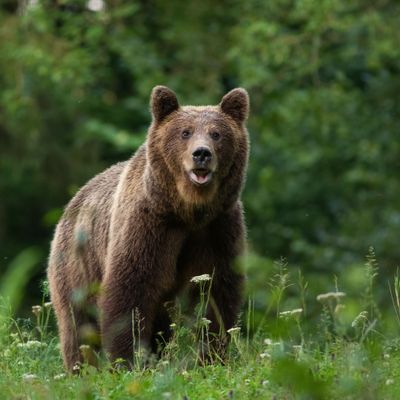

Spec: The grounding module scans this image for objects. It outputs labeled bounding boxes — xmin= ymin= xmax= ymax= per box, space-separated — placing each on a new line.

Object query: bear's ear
xmin=219 ymin=88 xmax=249 ymax=124
xmin=150 ymin=85 xmax=179 ymax=123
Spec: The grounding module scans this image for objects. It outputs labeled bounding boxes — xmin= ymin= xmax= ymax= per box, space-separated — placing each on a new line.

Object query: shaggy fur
xmin=47 ymin=86 xmax=250 ymax=371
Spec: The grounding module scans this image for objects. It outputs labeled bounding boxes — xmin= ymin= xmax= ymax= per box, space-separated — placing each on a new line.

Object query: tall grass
xmin=0 ymin=250 xmax=400 ymax=399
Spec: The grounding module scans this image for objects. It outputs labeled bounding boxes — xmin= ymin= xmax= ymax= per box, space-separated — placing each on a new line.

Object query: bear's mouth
xmin=188 ymin=168 xmax=213 ymax=186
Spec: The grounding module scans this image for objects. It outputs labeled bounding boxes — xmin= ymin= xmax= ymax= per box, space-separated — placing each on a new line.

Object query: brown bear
xmin=47 ymin=85 xmax=250 ymax=371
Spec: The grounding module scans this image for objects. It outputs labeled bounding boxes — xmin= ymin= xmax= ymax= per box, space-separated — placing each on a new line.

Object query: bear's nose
xmin=192 ymin=147 xmax=212 ymax=165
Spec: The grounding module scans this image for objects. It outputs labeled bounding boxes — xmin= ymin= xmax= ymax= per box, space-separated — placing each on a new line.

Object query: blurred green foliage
xmin=0 ymin=0 xmax=399 ymax=314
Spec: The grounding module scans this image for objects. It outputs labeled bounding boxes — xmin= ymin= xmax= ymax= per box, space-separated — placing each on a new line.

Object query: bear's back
xmin=49 ymin=161 xmax=126 ymax=281
xmin=50 ymin=145 xmax=147 ymax=280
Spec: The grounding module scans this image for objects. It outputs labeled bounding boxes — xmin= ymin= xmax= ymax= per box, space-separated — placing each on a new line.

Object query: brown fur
xmin=47 ymin=86 xmax=250 ymax=370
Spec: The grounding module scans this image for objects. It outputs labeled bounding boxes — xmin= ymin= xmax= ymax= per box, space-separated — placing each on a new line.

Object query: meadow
xmin=1 ymin=249 xmax=400 ymax=399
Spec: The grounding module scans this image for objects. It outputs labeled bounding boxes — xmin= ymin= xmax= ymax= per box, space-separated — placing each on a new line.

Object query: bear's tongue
xmin=190 ymin=169 xmax=211 ymax=185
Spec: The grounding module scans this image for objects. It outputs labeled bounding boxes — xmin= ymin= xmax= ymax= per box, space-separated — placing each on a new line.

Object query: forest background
xmin=0 ymin=0 xmax=399 ymax=332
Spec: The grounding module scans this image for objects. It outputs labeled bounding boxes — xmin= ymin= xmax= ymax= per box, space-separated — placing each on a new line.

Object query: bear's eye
xmin=210 ymin=131 xmax=221 ymax=141
xmin=181 ymin=130 xmax=192 ymax=139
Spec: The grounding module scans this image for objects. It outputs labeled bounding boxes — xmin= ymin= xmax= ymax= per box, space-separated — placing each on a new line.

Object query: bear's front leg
xmin=184 ymin=203 xmax=246 ymax=361
xmin=208 ymin=268 xmax=244 ymax=338
xmin=196 ymin=254 xmax=245 ymax=364
xmin=100 ymin=213 xmax=184 ymax=365
xmin=205 ymin=204 xmax=246 ymax=339
xmin=100 ymin=270 xmax=160 ymax=364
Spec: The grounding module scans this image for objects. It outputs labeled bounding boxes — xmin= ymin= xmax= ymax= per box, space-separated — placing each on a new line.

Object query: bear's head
xmin=147 ymin=86 xmax=249 ymax=209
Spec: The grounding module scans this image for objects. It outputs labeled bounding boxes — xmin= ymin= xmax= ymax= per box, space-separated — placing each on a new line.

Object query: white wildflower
xmin=293 ymin=345 xmax=303 ymax=356
xmin=316 ymin=292 xmax=346 ymax=302
xmin=244 ymin=379 xmax=251 ymax=385
xmin=384 ymin=353 xmax=390 ymax=360
xmin=87 ymin=0 xmax=104 ymax=12
xmin=386 ymin=379 xmax=394 ymax=385
xmin=261 ymin=380 xmax=269 ymax=386
xmin=260 ymin=352 xmax=270 ymax=359
xmin=44 ymin=302 xmax=52 ymax=309
xmin=162 ymin=392 xmax=172 ymax=399
xmin=227 ymin=327 xmax=241 ymax=335
xmin=22 ymin=373 xmax=38 ymax=382
xmin=72 ymin=363 xmax=81 ymax=373
xmin=31 ymin=305 xmax=42 ymax=316
xmin=279 ymin=308 xmax=303 ymax=318
xmin=263 ymin=338 xmax=272 ymax=346
xmin=169 ymin=323 xmax=177 ymax=329
xmin=200 ymin=318 xmax=211 ymax=326
xmin=190 ymin=274 xmax=211 ymax=283
xmin=351 ymin=311 xmax=368 ymax=328
xmin=53 ymin=373 xmax=66 ymax=380
xmin=17 ymin=340 xmax=46 ymax=349
xmin=79 ymin=344 xmax=93 ymax=362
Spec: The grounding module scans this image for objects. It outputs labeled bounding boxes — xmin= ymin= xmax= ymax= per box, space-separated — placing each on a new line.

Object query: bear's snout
xmin=192 ymin=146 xmax=212 ymax=167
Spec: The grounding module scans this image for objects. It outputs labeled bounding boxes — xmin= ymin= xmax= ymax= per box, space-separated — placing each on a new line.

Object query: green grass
xmin=1 ymin=320 xmax=400 ymax=400
xmin=1 ymin=251 xmax=400 ymax=399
